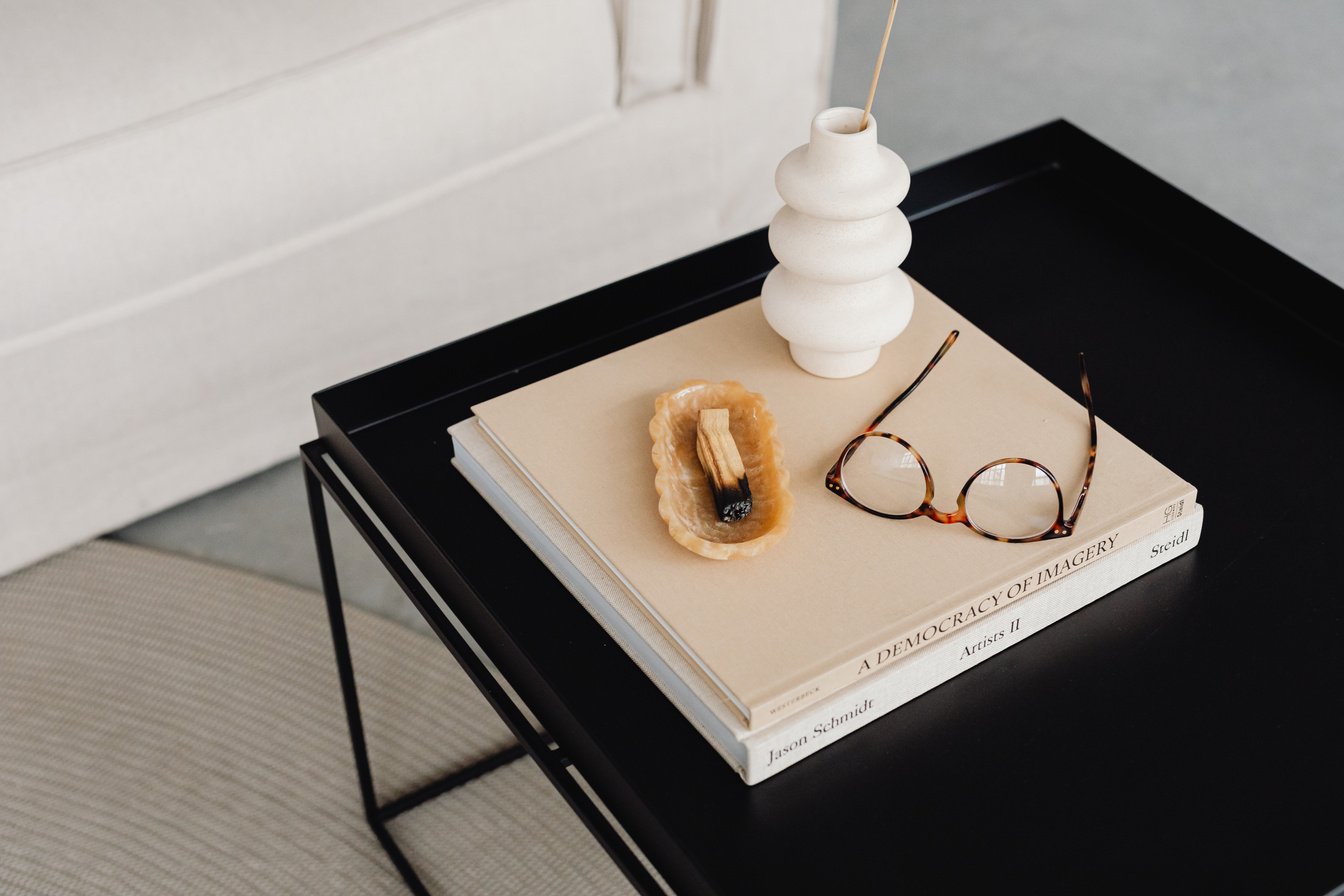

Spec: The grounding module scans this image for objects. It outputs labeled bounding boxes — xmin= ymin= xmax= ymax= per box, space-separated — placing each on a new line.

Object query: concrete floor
xmin=115 ymin=459 xmax=431 ymax=632
xmin=114 ymin=0 xmax=1344 ymax=625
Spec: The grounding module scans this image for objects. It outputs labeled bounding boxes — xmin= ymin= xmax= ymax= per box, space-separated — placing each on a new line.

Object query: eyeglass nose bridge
xmin=922 ymin=503 xmax=968 ymax=526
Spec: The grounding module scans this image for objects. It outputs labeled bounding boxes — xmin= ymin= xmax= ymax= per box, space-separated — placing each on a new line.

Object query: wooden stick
xmin=696 ymin=408 xmax=752 ymax=522
xmin=860 ymin=0 xmax=900 ymax=132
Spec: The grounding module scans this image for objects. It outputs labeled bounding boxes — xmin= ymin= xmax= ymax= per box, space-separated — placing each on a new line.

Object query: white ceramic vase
xmin=761 ymin=107 xmax=914 ymax=378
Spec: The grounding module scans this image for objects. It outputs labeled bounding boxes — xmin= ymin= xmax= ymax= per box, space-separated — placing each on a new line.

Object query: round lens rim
xmin=835 ymin=432 xmax=934 ymax=519
xmin=959 ymin=457 xmax=1064 ymax=542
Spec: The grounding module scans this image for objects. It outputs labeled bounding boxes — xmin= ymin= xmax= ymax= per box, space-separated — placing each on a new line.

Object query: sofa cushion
xmin=2 ymin=0 xmax=499 ymax=166
xmin=0 ymin=0 xmax=617 ymax=347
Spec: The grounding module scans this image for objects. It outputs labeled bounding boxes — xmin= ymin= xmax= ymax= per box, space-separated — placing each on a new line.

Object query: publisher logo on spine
xmin=1163 ymin=500 xmax=1185 ymax=524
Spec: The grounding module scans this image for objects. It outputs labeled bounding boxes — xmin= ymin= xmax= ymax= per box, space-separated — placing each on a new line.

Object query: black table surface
xmin=313 ymin=121 xmax=1344 ymax=894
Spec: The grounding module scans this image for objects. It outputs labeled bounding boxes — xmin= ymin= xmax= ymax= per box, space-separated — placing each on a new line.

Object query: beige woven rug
xmin=0 ymin=540 xmax=632 ymax=895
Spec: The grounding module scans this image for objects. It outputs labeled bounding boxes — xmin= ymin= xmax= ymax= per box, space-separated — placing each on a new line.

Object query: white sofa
xmin=1 ymin=0 xmax=836 ymax=574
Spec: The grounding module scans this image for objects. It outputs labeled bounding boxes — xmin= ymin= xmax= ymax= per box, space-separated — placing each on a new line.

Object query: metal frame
xmin=301 ymin=443 xmax=663 ymax=895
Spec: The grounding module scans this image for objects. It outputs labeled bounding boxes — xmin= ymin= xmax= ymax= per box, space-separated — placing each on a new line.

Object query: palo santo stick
xmin=860 ymin=0 xmax=900 ymax=132
xmin=696 ymin=408 xmax=752 ymax=522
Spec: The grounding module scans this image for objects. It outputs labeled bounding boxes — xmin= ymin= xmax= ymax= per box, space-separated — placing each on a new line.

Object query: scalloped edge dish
xmin=649 ymin=380 xmax=793 ymax=560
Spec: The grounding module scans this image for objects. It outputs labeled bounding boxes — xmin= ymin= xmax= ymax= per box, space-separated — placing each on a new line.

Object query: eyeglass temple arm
xmin=865 ymin=330 xmax=960 ymax=432
xmin=1065 ymin=353 xmax=1097 ymax=527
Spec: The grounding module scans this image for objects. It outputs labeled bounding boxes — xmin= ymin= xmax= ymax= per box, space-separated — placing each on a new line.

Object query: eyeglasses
xmin=824 ymin=331 xmax=1097 ymax=543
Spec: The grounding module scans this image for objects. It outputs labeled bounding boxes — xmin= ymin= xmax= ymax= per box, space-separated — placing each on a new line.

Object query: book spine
xmin=751 ymin=486 xmax=1199 ymax=728
xmin=741 ymin=506 xmax=1203 ymax=784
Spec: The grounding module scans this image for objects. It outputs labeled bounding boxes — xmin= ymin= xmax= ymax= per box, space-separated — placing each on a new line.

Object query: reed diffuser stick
xmin=860 ymin=0 xmax=900 ymax=132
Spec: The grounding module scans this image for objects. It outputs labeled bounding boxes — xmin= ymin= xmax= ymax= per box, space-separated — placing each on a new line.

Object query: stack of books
xmin=449 ymin=281 xmax=1201 ymax=785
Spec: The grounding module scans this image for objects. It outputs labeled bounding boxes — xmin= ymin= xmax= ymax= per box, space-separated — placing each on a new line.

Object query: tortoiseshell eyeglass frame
xmin=824 ymin=330 xmax=1098 ymax=543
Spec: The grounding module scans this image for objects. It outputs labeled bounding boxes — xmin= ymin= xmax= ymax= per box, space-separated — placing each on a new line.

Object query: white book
xmin=451 ymin=421 xmax=1203 ymax=785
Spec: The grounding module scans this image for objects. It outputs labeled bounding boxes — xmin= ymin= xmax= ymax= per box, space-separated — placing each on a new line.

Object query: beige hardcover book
xmin=471 ymin=280 xmax=1196 ymax=729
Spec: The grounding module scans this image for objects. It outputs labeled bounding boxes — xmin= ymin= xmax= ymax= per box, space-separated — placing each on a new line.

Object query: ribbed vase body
xmin=761 ymin=107 xmax=914 ymax=378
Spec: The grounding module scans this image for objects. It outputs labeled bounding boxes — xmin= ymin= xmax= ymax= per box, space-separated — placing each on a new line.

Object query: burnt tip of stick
xmin=712 ymin=476 xmax=753 ymax=523
xmin=697 ymin=408 xmax=755 ymax=523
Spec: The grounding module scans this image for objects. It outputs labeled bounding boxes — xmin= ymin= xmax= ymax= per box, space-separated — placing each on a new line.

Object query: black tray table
xmin=303 ymin=121 xmax=1344 ymax=894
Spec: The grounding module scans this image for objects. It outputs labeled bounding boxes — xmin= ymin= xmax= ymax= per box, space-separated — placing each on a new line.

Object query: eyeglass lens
xmin=963 ymin=462 xmax=1058 ymax=538
xmin=839 ymin=436 xmax=924 ymax=516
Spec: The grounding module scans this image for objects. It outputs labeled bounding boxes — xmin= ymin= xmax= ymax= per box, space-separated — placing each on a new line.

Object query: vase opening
xmin=814 ymin=106 xmax=870 ymax=136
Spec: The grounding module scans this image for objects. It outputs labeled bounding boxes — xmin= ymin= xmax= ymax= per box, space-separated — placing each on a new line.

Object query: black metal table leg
xmin=302 ymin=444 xmax=664 ymax=895
xmin=305 ymin=459 xmax=435 ymax=896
